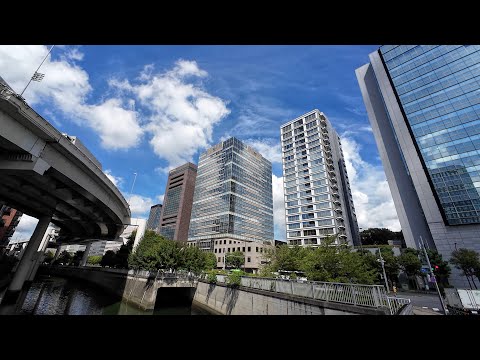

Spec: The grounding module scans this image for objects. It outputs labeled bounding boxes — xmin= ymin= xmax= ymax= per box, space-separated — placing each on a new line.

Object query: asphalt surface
xmin=396 ymin=290 xmax=444 ymax=313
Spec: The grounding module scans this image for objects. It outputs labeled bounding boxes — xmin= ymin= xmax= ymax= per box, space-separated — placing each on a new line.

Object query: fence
xmin=214 ymin=275 xmax=410 ymax=314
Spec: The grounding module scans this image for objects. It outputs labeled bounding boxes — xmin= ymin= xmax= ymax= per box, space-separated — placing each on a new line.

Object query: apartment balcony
xmin=331 ymin=183 xmax=339 ymax=190
xmin=332 ymin=192 xmax=340 ymax=197
xmin=333 ymin=200 xmax=341 ymax=206
xmin=338 ymin=224 xmax=346 ymax=229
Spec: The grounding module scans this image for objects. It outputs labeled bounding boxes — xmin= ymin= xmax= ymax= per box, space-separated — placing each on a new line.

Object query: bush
xmin=206 ymin=270 xmax=218 ymax=284
xmin=227 ymin=271 xmax=242 ymax=288
xmin=87 ymin=255 xmax=102 ymax=265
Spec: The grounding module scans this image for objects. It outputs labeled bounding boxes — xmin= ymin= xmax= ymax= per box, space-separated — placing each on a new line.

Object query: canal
xmin=7 ymin=275 xmax=214 ymax=315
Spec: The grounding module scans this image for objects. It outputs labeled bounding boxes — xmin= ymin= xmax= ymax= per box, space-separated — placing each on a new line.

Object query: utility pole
xmin=420 ymin=236 xmax=448 ymax=315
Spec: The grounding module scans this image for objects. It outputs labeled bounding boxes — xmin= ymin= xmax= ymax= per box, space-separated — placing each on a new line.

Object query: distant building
xmin=87 ymin=218 xmax=147 ymax=256
xmin=159 ymin=163 xmax=197 ymax=242
xmin=187 ymin=137 xmax=274 ymax=272
xmin=146 ymin=204 xmax=162 ymax=232
xmin=281 ymin=110 xmax=360 ymax=248
xmin=0 ymin=205 xmax=23 ymax=252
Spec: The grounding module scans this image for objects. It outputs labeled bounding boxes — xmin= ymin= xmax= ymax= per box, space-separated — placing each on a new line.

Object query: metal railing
xmin=210 ymin=275 xmax=412 ymax=314
xmin=386 ymin=296 xmax=412 ymax=315
xmin=214 ymin=275 xmax=393 ymax=311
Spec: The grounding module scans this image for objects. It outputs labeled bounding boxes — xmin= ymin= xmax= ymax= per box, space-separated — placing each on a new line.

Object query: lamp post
xmin=21 ymin=45 xmax=55 ymax=97
xmin=127 ymin=172 xmax=138 ymax=205
xmin=377 ymin=248 xmax=390 ymax=293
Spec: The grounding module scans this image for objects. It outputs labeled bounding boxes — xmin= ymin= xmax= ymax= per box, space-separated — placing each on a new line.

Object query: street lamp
xmin=21 ymin=45 xmax=55 ymax=97
xmin=377 ymin=248 xmax=390 ymax=293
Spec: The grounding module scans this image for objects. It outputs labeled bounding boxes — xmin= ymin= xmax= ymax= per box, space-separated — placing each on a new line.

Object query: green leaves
xmin=127 ymin=230 xmax=218 ymax=274
xmin=225 ymin=251 xmax=245 ymax=269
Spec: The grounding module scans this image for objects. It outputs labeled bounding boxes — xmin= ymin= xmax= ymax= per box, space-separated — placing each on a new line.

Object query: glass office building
xmin=356 ymin=45 xmax=480 ymax=288
xmin=188 ymin=137 xmax=274 ymax=251
xmin=281 ymin=110 xmax=360 ymax=247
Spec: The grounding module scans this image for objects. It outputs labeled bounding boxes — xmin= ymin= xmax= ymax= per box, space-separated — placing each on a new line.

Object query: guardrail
xmin=386 ymin=296 xmax=412 ymax=315
xmin=214 ymin=275 xmax=395 ymax=312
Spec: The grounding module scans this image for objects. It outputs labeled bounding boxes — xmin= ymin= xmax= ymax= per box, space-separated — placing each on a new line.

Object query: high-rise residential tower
xmin=188 ymin=137 xmax=274 ymax=257
xmin=146 ymin=204 xmax=162 ymax=231
xmin=356 ymin=45 xmax=480 ymax=287
xmin=281 ymin=110 xmax=360 ymax=247
xmin=158 ymin=163 xmax=197 ymax=242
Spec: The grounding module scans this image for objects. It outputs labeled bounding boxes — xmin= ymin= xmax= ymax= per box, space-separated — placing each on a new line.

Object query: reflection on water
xmin=16 ymin=275 xmax=213 ymax=315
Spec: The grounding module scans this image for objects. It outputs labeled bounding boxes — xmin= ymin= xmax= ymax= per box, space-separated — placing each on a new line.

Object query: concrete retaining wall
xmin=194 ymin=281 xmax=387 ymax=315
xmin=40 ymin=266 xmax=158 ymax=310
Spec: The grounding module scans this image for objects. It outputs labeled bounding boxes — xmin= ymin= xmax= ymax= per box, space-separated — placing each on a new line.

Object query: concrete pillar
xmin=1 ymin=215 xmax=51 ymax=304
xmin=80 ymin=243 xmax=91 ymax=266
xmin=26 ymin=230 xmax=52 ymax=282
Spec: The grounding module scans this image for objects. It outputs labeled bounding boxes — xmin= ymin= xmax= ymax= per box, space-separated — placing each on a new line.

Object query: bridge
xmin=37 ymin=266 xmax=411 ymax=315
xmin=0 ymin=79 xmax=130 ymax=303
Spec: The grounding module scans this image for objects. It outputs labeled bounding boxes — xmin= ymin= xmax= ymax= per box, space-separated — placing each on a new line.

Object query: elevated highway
xmin=0 ymin=78 xmax=131 ymax=302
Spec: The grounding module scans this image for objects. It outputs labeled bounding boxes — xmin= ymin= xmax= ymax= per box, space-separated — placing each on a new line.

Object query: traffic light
xmin=432 ymin=265 xmax=439 ymax=272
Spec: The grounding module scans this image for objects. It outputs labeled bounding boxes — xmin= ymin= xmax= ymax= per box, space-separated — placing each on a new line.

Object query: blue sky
xmin=0 ymin=45 xmax=401 ymax=240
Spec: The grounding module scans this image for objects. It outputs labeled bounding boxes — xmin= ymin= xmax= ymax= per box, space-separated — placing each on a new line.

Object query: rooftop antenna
xmin=20 ymin=45 xmax=55 ymax=97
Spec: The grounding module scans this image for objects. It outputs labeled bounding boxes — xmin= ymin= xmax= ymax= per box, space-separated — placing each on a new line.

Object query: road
xmin=396 ymin=290 xmax=444 ymax=314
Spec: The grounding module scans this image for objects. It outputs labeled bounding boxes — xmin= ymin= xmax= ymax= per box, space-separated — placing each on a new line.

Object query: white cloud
xmin=64 ymin=47 xmax=84 ymax=61
xmin=272 ymin=174 xmax=286 ymax=240
xmin=156 ymin=194 xmax=165 ymax=204
xmin=0 ymin=45 xmax=142 ymax=150
xmin=110 ymin=59 xmax=230 ymax=168
xmin=104 ymin=169 xmax=123 ymax=188
xmin=245 ymin=138 xmax=282 ymax=164
xmin=10 ymin=214 xmax=38 ymax=241
xmin=128 ymin=194 xmax=155 ymax=218
xmin=341 ymin=136 xmax=401 ymax=231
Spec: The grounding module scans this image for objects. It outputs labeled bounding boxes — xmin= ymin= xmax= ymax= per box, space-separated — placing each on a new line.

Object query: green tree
xmin=398 ymin=249 xmax=422 ymax=289
xmin=128 ymin=231 xmax=181 ymax=271
xmin=43 ymin=251 xmax=54 ymax=264
xmin=269 ymin=245 xmax=307 ymax=273
xmin=100 ymin=250 xmax=117 ymax=268
xmin=377 ymin=247 xmax=400 ymax=287
xmin=115 ymin=237 xmax=134 ymax=269
xmin=53 ymin=250 xmax=72 ymax=266
xmin=226 ymin=251 xmax=245 ymax=269
xmin=179 ymin=246 xmax=208 ymax=274
xmin=450 ymin=248 xmax=480 ymax=289
xmin=360 ymin=228 xmax=404 ymax=246
xmin=204 ymin=252 xmax=217 ymax=270
xmin=301 ymin=237 xmax=377 ymax=284
xmin=422 ymin=249 xmax=451 ymax=287
xmin=87 ymin=255 xmax=102 ymax=265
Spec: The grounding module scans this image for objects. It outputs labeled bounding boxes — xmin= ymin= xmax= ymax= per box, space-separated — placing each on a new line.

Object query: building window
xmin=304 ymin=229 xmax=317 ymax=236
xmin=248 ymin=247 xmax=251 ymax=252
xmin=247 ymin=257 xmax=251 ymax=263
xmin=223 ymin=248 xmax=225 ymax=253
xmin=260 ymin=248 xmax=263 ymax=253
xmin=224 ymin=240 xmax=226 ymax=244
xmin=242 ymin=247 xmax=245 ymax=252
xmin=237 ymin=247 xmax=240 ymax=251
xmin=214 ymin=249 xmax=217 ymax=253
xmin=227 ymin=248 xmax=230 ymax=252
xmin=229 ymin=240 xmax=232 ymax=244
xmin=256 ymin=247 xmax=259 ymax=252
xmin=218 ymin=257 xmax=221 ymax=262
